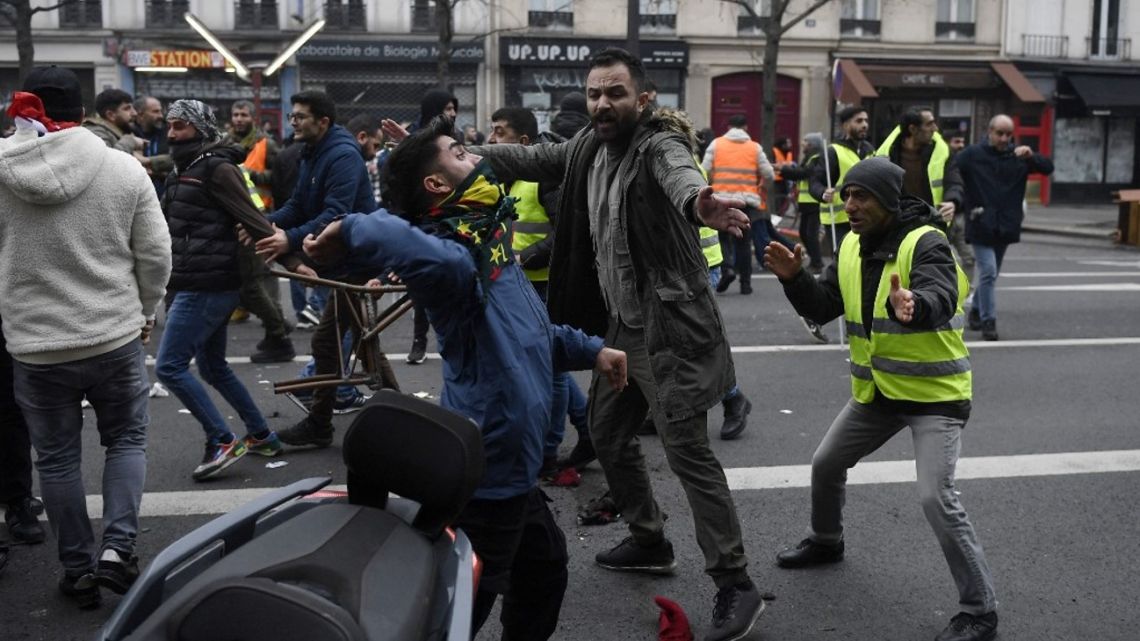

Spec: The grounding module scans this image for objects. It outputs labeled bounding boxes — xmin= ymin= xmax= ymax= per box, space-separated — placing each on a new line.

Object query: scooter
xmin=98 ymin=390 xmax=485 ymax=641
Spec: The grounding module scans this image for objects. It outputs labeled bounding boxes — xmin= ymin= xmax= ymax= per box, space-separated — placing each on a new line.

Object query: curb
xmin=1021 ymin=223 xmax=1117 ymax=240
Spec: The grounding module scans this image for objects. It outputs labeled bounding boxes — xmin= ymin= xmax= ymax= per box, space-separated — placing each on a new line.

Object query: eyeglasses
xmin=287 ymin=112 xmax=313 ymax=122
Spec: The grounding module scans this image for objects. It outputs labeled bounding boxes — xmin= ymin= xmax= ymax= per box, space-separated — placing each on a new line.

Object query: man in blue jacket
xmin=302 ymin=116 xmax=628 ymax=640
xmin=254 ymin=91 xmax=398 ymax=446
xmin=955 ymin=114 xmax=1053 ymax=341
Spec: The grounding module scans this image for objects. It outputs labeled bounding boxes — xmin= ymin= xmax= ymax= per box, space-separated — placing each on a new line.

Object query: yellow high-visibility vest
xmin=821 ymin=143 xmax=861 ymax=225
xmin=508 ymin=180 xmax=551 ymax=282
xmin=838 ymin=225 xmax=971 ymax=404
xmin=875 ymin=128 xmax=949 ymax=205
xmin=797 ymin=153 xmax=819 ymax=204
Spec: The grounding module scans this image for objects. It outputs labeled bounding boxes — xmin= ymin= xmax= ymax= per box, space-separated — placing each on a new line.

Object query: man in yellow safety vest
xmin=488 ymin=106 xmax=595 ymax=474
xmin=764 ymin=157 xmax=998 ymax=641
xmin=809 ymin=106 xmax=875 ymax=255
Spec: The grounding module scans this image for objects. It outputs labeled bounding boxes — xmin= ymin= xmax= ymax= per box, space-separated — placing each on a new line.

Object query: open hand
xmin=255 ymin=225 xmax=289 ymax=261
xmin=302 ymin=220 xmax=346 ymax=265
xmin=762 ymin=242 xmax=804 ymax=281
xmin=293 ymin=263 xmax=317 ymax=279
xmin=1013 ymin=145 xmax=1033 ymax=159
xmin=889 ymin=273 xmax=915 ymax=323
xmin=695 ymin=186 xmax=750 ymax=238
xmin=595 ymin=347 xmax=628 ymax=392
xmin=381 ymin=119 xmax=409 ymax=145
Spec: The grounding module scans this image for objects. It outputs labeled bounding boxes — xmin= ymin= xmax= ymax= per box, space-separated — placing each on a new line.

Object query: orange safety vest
xmin=710 ymin=136 xmax=763 ymax=204
xmin=772 ymin=147 xmax=793 ymax=182
xmin=242 ymin=137 xmax=273 ymax=210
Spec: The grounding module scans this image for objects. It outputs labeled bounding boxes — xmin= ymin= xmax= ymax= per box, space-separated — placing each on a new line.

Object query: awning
xmin=990 ymin=62 xmax=1045 ymax=103
xmin=1067 ymin=73 xmax=1140 ymax=115
xmin=833 ymin=58 xmax=878 ymax=104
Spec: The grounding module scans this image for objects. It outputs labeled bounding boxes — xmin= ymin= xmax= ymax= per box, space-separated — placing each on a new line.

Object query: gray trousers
xmin=13 ymin=340 xmax=149 ymax=574
xmin=948 ymin=213 xmax=976 ymax=289
xmin=590 ymin=321 xmax=748 ymax=588
xmin=809 ymin=399 xmax=997 ymax=615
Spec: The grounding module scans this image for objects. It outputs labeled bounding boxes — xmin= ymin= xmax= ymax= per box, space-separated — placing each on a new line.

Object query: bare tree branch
xmin=780 ymin=0 xmax=832 ymax=35
xmin=29 ymin=0 xmax=80 ymax=15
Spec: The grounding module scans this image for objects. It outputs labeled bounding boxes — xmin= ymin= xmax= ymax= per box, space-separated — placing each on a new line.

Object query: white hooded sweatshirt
xmin=0 ymin=125 xmax=171 ymax=364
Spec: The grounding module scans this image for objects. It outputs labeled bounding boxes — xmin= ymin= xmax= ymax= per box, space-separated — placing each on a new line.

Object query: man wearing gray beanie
xmin=763 ymin=156 xmax=999 ymax=641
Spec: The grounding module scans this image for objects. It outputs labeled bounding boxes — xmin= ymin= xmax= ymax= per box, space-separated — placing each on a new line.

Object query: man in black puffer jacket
xmin=156 ymin=100 xmax=314 ymax=482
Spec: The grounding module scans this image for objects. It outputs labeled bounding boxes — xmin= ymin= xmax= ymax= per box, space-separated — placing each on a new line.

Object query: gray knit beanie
xmin=839 ymin=156 xmax=905 ymax=214
xmin=166 ymin=99 xmax=220 ymax=141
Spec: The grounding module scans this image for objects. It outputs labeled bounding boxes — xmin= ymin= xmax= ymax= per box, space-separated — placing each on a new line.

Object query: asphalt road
xmin=2 ymin=233 xmax=1139 ymax=641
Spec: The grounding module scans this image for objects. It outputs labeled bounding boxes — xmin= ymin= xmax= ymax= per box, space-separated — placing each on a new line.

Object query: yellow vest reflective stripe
xmin=797 ymin=153 xmax=819 ymax=204
xmin=241 ymin=137 xmax=273 ymax=209
xmin=700 ymin=226 xmax=723 ymax=268
xmin=241 ymin=166 xmax=265 ymax=213
xmin=821 ymin=143 xmax=860 ymax=224
xmin=508 ymin=180 xmax=551 ymax=282
xmin=875 ymin=128 xmax=949 ymax=205
xmin=838 ymin=226 xmax=971 ymax=403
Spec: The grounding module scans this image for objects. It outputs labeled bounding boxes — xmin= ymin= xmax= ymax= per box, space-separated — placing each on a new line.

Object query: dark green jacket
xmin=477 ymin=110 xmax=734 ymax=422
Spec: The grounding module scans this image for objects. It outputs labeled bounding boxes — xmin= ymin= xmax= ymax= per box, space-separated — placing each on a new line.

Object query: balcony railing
xmin=1020 ymin=34 xmax=1069 ymax=58
xmin=1088 ymin=37 xmax=1132 ymax=61
xmin=736 ymin=15 xmax=772 ymax=33
xmin=59 ymin=0 xmax=102 ymax=28
xmin=145 ymin=0 xmax=189 ymax=28
xmin=528 ymin=10 xmax=573 ymax=30
xmin=640 ymin=12 xmax=675 ymax=33
xmin=324 ymin=1 xmax=365 ymax=31
xmin=935 ymin=21 xmax=975 ymax=40
xmin=234 ymin=1 xmax=278 ymax=30
xmin=840 ymin=18 xmax=880 ymax=38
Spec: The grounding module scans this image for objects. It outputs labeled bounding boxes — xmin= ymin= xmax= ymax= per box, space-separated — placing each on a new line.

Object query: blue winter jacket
xmin=956 ymin=142 xmax=1053 ymax=246
xmin=340 ymin=210 xmax=604 ymax=500
xmin=269 ymin=125 xmax=376 ymax=250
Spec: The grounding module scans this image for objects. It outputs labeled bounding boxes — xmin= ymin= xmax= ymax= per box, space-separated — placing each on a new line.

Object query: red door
xmin=711 ymin=72 xmax=801 ymax=154
xmin=1013 ymin=106 xmax=1052 ymax=205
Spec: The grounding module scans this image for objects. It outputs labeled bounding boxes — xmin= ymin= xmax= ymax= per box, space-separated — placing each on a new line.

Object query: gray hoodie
xmin=0 ymin=126 xmax=171 ymax=363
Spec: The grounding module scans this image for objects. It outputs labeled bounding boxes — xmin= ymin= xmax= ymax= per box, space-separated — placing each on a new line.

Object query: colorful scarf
xmin=5 ymin=91 xmax=79 ymax=134
xmin=426 ymin=159 xmax=517 ymax=296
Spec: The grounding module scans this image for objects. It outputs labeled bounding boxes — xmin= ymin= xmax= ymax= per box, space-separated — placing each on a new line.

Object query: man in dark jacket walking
xmin=764 ymin=156 xmax=998 ymax=641
xmin=255 ymin=90 xmax=395 ymax=447
xmin=475 ymin=48 xmax=763 ymax=641
xmin=955 ymin=114 xmax=1053 ymax=341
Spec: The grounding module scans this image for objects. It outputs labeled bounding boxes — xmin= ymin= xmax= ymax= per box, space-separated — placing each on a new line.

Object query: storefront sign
xmin=501 ymin=38 xmax=688 ymax=68
xmin=126 ymin=50 xmax=226 ymax=69
xmin=862 ymin=66 xmax=996 ymax=90
xmin=297 ymin=40 xmax=484 ymax=63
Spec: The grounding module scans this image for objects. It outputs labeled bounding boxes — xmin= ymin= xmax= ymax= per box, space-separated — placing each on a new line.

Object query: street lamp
xmin=183 ymin=12 xmax=327 ymax=119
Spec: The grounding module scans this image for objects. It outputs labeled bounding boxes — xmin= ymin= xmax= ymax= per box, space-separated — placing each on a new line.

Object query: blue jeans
xmin=545 ymin=371 xmax=589 ymax=457
xmin=156 ymin=291 xmax=268 ymax=445
xmin=297 ymin=329 xmax=361 ymax=403
xmin=809 ymin=399 xmax=996 ymax=615
xmin=14 ymin=340 xmax=149 ymax=573
xmin=971 ymin=242 xmax=1008 ymax=323
xmin=290 ymin=281 xmax=329 ymax=316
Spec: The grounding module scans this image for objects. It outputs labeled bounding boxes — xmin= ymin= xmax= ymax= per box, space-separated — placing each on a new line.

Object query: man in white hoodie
xmin=0 ymin=67 xmax=172 ymax=609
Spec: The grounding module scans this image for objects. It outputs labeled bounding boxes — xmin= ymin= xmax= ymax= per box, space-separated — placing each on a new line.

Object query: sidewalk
xmin=1022 ymin=203 xmax=1121 ymax=241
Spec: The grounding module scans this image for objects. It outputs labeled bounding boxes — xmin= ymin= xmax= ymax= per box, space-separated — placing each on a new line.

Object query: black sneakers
xmin=981 ymin=319 xmax=999 ymax=341
xmin=720 ymin=393 xmax=752 ymax=441
xmin=967 ymin=307 xmax=983 ymax=331
xmin=799 ymin=317 xmax=830 ymax=344
xmin=775 ymin=537 xmax=844 ymax=568
xmin=5 ymin=497 xmax=46 ymax=544
xmin=94 ymin=548 xmax=139 ymax=595
xmin=406 ymin=338 xmax=427 ymax=365
xmin=557 ymin=437 xmax=596 ymax=471
xmin=277 ymin=416 xmax=334 ymax=448
xmin=250 ymin=334 xmax=296 ymax=363
xmin=59 ymin=571 xmax=101 ymax=609
xmin=715 ymin=268 xmax=737 ymax=294
xmin=705 ymin=580 xmax=765 ymax=641
xmin=595 ymin=536 xmax=676 ymax=575
xmin=935 ymin=611 xmax=998 ymax=641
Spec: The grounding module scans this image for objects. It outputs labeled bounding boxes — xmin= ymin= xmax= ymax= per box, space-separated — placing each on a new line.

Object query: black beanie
xmin=840 ymin=156 xmax=905 ymax=214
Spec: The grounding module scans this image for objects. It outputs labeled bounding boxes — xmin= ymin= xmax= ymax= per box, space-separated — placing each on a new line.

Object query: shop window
xmin=1089 ymin=0 xmax=1127 ymax=59
xmin=58 ymin=0 xmax=102 ymax=28
xmin=325 ymin=0 xmax=365 ymax=31
xmin=234 ymin=0 xmax=278 ymax=30
xmin=736 ymin=0 xmax=772 ymax=34
xmin=528 ymin=0 xmax=573 ymax=31
xmin=935 ymin=0 xmax=974 ymax=41
xmin=840 ymin=0 xmax=879 ymax=39
xmin=145 ymin=0 xmax=190 ymax=28
xmin=640 ymin=0 xmax=676 ymax=35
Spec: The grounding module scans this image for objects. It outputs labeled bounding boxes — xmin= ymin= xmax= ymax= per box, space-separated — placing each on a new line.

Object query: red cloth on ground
xmin=654 ymin=596 xmax=694 ymax=641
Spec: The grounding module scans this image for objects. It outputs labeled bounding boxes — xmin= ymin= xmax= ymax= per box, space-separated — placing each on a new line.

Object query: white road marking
xmin=998 ymin=271 xmax=1140 ymax=278
xmin=1078 ymin=260 xmax=1140 ymax=268
xmin=726 ymin=449 xmax=1140 ymax=490
xmin=998 ymin=283 xmax=1140 ymax=292
xmin=68 ymin=450 xmax=1140 ymax=518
